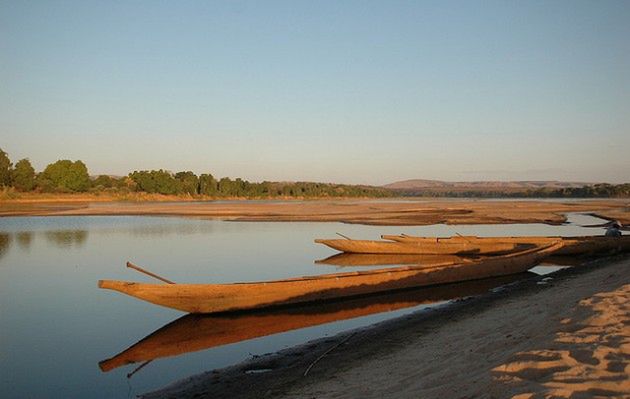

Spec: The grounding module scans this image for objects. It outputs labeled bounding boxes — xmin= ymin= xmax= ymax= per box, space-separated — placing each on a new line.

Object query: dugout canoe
xmin=380 ymin=234 xmax=630 ymax=256
xmin=381 ymin=234 xmax=553 ymax=245
xmin=98 ymin=242 xmax=561 ymax=314
xmin=315 ymin=253 xmax=466 ymax=267
xmin=99 ymin=272 xmax=535 ymax=373
xmin=314 ymin=237 xmax=531 ymax=255
xmin=554 ymin=235 xmax=630 ymax=255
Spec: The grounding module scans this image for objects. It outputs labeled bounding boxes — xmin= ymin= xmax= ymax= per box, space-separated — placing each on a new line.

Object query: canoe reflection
xmin=99 ymin=272 xmax=534 ymax=373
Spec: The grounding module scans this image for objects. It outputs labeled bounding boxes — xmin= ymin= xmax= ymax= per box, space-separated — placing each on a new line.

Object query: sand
xmin=493 ymin=285 xmax=630 ymax=398
xmin=1 ymin=198 xmax=629 ymax=226
xmin=143 ymin=255 xmax=630 ymax=399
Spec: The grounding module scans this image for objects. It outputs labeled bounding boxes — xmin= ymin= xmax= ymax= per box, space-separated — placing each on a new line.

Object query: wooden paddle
xmin=126 ymin=262 xmax=175 ymax=284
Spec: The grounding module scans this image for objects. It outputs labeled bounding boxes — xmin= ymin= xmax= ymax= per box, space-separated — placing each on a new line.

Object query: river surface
xmin=0 ymin=212 xmax=607 ymax=398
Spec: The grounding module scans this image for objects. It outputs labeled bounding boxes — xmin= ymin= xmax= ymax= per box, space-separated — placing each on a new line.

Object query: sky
xmin=1 ymin=1 xmax=629 ymax=185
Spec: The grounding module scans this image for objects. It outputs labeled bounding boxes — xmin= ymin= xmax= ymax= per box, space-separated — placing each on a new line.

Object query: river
xmin=0 ymin=212 xmax=607 ymax=398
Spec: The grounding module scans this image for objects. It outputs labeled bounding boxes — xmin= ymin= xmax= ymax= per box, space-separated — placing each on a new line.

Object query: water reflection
xmin=43 ymin=230 xmax=88 ymax=248
xmin=0 ymin=230 xmax=78 ymax=256
xmin=16 ymin=232 xmax=33 ymax=250
xmin=126 ymin=222 xmax=215 ymax=237
xmin=99 ymin=273 xmax=533 ymax=375
xmin=0 ymin=233 xmax=10 ymax=260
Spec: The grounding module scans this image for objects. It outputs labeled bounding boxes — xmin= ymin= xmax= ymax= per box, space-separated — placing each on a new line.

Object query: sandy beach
xmin=143 ymin=254 xmax=630 ymax=399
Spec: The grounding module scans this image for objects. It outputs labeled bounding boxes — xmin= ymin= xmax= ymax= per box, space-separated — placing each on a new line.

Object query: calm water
xmin=0 ymin=212 xmax=606 ymax=398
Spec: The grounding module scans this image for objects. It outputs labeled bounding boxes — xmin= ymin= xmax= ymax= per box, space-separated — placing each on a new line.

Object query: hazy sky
xmin=2 ymin=1 xmax=629 ymax=184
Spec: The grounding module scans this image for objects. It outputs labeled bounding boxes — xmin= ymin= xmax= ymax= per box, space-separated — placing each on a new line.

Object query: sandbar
xmin=1 ymin=198 xmax=629 ymax=226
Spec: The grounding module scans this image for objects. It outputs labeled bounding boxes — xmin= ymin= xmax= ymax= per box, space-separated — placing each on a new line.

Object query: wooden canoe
xmin=554 ymin=235 xmax=630 ymax=256
xmin=315 ymin=253 xmax=466 ymax=267
xmin=380 ymin=234 xmax=630 ymax=256
xmin=99 ymin=272 xmax=535 ymax=372
xmin=381 ymin=234 xmax=553 ymax=245
xmin=98 ymin=242 xmax=561 ymax=314
xmin=314 ymin=237 xmax=530 ymax=255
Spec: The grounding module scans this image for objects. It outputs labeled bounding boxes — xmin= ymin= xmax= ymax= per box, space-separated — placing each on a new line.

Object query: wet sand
xmin=1 ymin=198 xmax=629 ymax=226
xmin=143 ymin=255 xmax=630 ymax=399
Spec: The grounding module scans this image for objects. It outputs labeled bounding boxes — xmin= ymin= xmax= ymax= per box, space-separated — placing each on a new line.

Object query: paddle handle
xmin=336 ymin=232 xmax=352 ymax=240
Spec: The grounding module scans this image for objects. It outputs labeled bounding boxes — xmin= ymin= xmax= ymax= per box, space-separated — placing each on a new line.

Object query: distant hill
xmin=383 ymin=179 xmax=591 ymax=196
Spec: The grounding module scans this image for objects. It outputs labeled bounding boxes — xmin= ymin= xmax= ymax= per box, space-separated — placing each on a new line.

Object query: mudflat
xmin=142 ymin=255 xmax=630 ymax=399
xmin=1 ymin=198 xmax=629 ymax=226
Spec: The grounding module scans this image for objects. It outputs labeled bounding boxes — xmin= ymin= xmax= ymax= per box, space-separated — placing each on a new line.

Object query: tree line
xmin=0 ymin=148 xmax=392 ymax=198
xmin=2 ymin=148 xmax=628 ymax=198
xmin=393 ymin=184 xmax=630 ymax=198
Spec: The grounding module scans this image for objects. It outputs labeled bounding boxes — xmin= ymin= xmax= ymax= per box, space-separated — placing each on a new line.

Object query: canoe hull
xmin=314 ymin=238 xmax=522 ymax=255
xmin=555 ymin=236 xmax=630 ymax=256
xmin=99 ymin=243 xmax=560 ymax=314
xmin=315 ymin=253 xmax=465 ymax=267
xmin=379 ymin=235 xmax=630 ymax=256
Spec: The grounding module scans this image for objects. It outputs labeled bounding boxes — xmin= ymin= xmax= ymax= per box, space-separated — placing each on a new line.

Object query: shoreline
xmin=1 ymin=198 xmax=629 ymax=226
xmin=142 ymin=254 xmax=630 ymax=399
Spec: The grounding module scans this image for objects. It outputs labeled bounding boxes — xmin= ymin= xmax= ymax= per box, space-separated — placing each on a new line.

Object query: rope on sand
xmin=303 ymin=332 xmax=357 ymax=377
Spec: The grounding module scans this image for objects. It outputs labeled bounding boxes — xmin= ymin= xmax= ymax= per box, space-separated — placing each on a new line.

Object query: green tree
xmin=91 ymin=175 xmax=115 ymax=189
xmin=199 ymin=173 xmax=218 ymax=196
xmin=129 ymin=170 xmax=182 ymax=195
xmin=11 ymin=159 xmax=35 ymax=191
xmin=37 ymin=160 xmax=90 ymax=192
xmin=174 ymin=171 xmax=199 ymax=195
xmin=218 ymin=177 xmax=236 ymax=196
xmin=0 ymin=148 xmax=12 ymax=187
xmin=128 ymin=171 xmax=156 ymax=193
